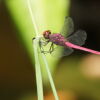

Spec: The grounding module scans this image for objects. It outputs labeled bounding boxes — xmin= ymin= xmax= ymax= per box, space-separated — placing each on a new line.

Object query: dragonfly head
xmin=43 ymin=30 xmax=51 ymax=39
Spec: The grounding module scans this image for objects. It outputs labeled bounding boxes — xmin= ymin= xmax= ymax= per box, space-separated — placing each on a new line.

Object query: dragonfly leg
xmin=39 ymin=43 xmax=48 ymax=54
xmin=40 ymin=46 xmax=50 ymax=54
xmin=32 ymin=37 xmax=35 ymax=40
xmin=39 ymin=39 xmax=51 ymax=54
xmin=49 ymin=43 xmax=54 ymax=54
xmin=32 ymin=37 xmax=52 ymax=54
xmin=41 ymin=43 xmax=54 ymax=54
xmin=41 ymin=48 xmax=51 ymax=54
xmin=39 ymin=38 xmax=49 ymax=46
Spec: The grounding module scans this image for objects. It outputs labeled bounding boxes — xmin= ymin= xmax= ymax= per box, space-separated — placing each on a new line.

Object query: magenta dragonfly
xmin=37 ymin=17 xmax=100 ymax=56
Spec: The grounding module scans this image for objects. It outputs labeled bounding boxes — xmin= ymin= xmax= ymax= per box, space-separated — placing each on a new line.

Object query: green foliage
xmin=5 ymin=0 xmax=70 ymax=99
xmin=5 ymin=0 xmax=70 ymax=82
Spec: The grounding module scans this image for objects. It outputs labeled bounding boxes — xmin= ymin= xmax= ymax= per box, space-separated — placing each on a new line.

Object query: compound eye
xmin=46 ymin=30 xmax=51 ymax=34
xmin=48 ymin=31 xmax=51 ymax=34
xmin=43 ymin=30 xmax=51 ymax=39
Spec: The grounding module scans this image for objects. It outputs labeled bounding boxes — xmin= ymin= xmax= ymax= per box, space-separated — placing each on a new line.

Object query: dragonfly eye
xmin=43 ymin=30 xmax=51 ymax=39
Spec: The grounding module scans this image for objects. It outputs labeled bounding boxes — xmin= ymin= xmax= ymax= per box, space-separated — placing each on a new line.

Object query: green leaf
xmin=5 ymin=0 xmax=70 ymax=82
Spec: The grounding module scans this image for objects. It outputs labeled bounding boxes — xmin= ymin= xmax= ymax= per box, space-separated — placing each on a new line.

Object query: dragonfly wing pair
xmin=50 ymin=17 xmax=74 ymax=57
xmin=52 ymin=17 xmax=87 ymax=57
xmin=61 ymin=17 xmax=87 ymax=45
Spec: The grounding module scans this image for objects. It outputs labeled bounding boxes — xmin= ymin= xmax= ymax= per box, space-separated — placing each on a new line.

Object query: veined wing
xmin=60 ymin=17 xmax=74 ymax=37
xmin=67 ymin=30 xmax=87 ymax=46
xmin=51 ymin=45 xmax=74 ymax=58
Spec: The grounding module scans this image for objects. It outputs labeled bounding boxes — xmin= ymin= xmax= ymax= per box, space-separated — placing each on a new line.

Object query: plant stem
xmin=27 ymin=0 xmax=38 ymax=36
xmin=27 ymin=0 xmax=44 ymax=100
xmin=41 ymin=54 xmax=59 ymax=100
xmin=33 ymin=40 xmax=44 ymax=100
xmin=27 ymin=0 xmax=59 ymax=100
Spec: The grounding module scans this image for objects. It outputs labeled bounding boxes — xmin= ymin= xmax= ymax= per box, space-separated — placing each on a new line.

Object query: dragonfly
xmin=34 ymin=17 xmax=100 ymax=56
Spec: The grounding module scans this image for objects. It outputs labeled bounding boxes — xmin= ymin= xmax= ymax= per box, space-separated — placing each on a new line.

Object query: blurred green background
xmin=1 ymin=0 xmax=100 ymax=100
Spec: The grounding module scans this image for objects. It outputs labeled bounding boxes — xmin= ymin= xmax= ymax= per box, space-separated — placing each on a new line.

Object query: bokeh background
xmin=1 ymin=0 xmax=100 ymax=100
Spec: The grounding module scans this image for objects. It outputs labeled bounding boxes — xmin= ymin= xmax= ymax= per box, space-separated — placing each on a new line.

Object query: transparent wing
xmin=60 ymin=17 xmax=74 ymax=37
xmin=67 ymin=30 xmax=87 ymax=46
xmin=63 ymin=46 xmax=74 ymax=56
xmin=51 ymin=45 xmax=74 ymax=58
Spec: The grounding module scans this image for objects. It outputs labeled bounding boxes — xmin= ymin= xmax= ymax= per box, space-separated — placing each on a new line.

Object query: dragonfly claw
xmin=32 ymin=37 xmax=35 ymax=40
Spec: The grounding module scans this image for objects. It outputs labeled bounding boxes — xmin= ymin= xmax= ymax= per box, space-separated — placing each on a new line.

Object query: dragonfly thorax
xmin=49 ymin=33 xmax=66 ymax=46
